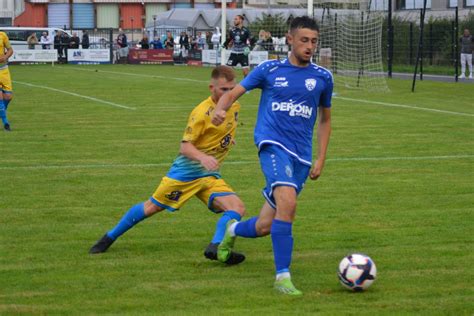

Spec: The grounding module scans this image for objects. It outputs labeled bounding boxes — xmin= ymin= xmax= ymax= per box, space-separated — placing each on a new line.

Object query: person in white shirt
xmin=40 ymin=32 xmax=51 ymax=50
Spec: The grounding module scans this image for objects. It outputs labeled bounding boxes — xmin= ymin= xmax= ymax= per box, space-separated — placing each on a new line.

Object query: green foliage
xmin=247 ymin=12 xmax=289 ymax=38
xmin=1 ymin=65 xmax=473 ymax=314
xmin=383 ymin=11 xmax=474 ymax=71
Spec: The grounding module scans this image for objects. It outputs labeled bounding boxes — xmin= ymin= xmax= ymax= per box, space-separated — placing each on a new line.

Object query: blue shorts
xmin=259 ymin=144 xmax=311 ymax=209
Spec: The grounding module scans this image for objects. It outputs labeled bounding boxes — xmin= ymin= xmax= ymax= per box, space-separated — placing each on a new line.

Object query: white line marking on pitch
xmin=1 ymin=155 xmax=472 ymax=171
xmin=334 ymin=96 xmax=474 ymax=117
xmin=63 ymin=67 xmax=207 ymax=84
xmin=54 ymin=67 xmax=474 ymax=117
xmin=14 ymin=80 xmax=136 ymax=110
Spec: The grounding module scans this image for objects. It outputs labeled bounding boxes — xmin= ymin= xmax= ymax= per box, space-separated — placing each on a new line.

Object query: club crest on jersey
xmin=165 ymin=191 xmax=183 ymax=202
xmin=305 ymin=78 xmax=317 ymax=91
xmin=220 ymin=134 xmax=232 ymax=148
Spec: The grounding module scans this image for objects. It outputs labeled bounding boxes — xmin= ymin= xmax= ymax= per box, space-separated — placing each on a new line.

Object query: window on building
xmin=397 ymin=0 xmax=431 ymax=9
xmin=449 ymin=0 xmax=458 ymax=7
xmin=0 ymin=18 xmax=13 ymax=27
xmin=465 ymin=0 xmax=474 ymax=6
xmin=370 ymin=0 xmax=389 ymax=10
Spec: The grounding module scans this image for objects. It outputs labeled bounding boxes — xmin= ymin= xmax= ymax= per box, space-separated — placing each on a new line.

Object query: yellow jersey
xmin=0 ymin=32 xmax=11 ymax=69
xmin=167 ymin=96 xmax=240 ymax=181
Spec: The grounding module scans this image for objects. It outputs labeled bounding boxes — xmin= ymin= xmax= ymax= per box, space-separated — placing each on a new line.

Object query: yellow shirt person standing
xmin=0 ymin=31 xmax=14 ymax=131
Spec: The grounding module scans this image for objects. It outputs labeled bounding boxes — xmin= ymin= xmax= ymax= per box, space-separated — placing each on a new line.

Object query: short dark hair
xmin=289 ymin=16 xmax=319 ymax=33
xmin=211 ymin=65 xmax=235 ymax=82
xmin=236 ymin=15 xmax=244 ymax=21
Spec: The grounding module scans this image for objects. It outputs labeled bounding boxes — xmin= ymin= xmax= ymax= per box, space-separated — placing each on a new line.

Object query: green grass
xmin=384 ymin=64 xmax=460 ymax=76
xmin=1 ymin=64 xmax=473 ymax=315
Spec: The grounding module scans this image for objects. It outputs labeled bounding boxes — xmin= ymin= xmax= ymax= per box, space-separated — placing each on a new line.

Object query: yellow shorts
xmin=151 ymin=176 xmax=235 ymax=213
xmin=0 ymin=68 xmax=12 ymax=93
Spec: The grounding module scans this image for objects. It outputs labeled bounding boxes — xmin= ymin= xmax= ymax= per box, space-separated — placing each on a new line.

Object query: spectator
xmin=54 ymin=31 xmax=63 ymax=58
xmin=27 ymin=32 xmax=38 ymax=49
xmin=459 ymin=28 xmax=473 ymax=79
xmin=116 ymin=30 xmax=128 ymax=59
xmin=70 ymin=32 xmax=80 ymax=49
xmin=263 ymin=31 xmax=274 ymax=52
xmin=150 ymin=36 xmax=163 ymax=49
xmin=206 ymin=31 xmax=213 ymax=49
xmin=164 ymin=31 xmax=174 ymax=50
xmin=117 ymin=30 xmax=128 ymax=48
xmin=211 ymin=27 xmax=221 ymax=51
xmin=40 ymin=32 xmax=51 ymax=49
xmin=139 ymin=35 xmax=150 ymax=49
xmin=82 ymin=30 xmax=90 ymax=49
xmin=61 ymin=32 xmax=70 ymax=57
xmin=197 ymin=31 xmax=206 ymax=50
xmin=254 ymin=29 xmax=267 ymax=51
xmin=179 ymin=31 xmax=190 ymax=57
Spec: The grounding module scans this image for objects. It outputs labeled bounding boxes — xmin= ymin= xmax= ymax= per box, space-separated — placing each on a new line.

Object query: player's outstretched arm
xmin=310 ymin=107 xmax=332 ymax=180
xmin=212 ymin=84 xmax=246 ymax=126
xmin=180 ymin=141 xmax=219 ymax=171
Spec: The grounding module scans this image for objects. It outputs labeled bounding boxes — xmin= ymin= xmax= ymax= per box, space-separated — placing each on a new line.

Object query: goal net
xmin=226 ymin=1 xmax=389 ymax=92
xmin=317 ymin=6 xmax=389 ymax=92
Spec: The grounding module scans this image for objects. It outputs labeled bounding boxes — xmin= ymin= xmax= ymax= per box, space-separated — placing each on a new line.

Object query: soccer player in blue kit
xmin=212 ymin=16 xmax=333 ymax=295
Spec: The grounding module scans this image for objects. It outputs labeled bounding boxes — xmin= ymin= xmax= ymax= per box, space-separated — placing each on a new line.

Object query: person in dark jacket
xmin=82 ymin=30 xmax=90 ymax=49
xmin=139 ymin=35 xmax=150 ymax=49
xmin=69 ymin=32 xmax=80 ymax=49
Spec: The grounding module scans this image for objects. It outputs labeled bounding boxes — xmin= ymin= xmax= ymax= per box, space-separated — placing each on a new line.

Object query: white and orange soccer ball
xmin=338 ymin=253 xmax=377 ymax=291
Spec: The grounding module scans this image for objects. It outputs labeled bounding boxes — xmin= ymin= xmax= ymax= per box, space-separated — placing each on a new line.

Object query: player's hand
xmin=309 ymin=159 xmax=325 ymax=180
xmin=199 ymin=155 xmax=219 ymax=171
xmin=212 ymin=109 xmax=227 ymax=126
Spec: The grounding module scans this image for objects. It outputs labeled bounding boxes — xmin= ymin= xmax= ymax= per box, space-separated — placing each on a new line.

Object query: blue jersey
xmin=240 ymin=59 xmax=333 ymax=166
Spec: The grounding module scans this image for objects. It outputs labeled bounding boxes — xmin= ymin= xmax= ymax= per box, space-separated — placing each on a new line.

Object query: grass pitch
xmin=0 ymin=64 xmax=473 ymax=314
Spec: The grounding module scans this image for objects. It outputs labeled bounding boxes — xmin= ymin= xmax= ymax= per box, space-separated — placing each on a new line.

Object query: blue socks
xmin=211 ymin=210 xmax=241 ymax=244
xmin=4 ymin=98 xmax=10 ymax=110
xmin=107 ymin=203 xmax=146 ymax=240
xmin=0 ymin=99 xmax=8 ymax=125
xmin=271 ymin=219 xmax=293 ymax=274
xmin=234 ymin=216 xmax=259 ymax=238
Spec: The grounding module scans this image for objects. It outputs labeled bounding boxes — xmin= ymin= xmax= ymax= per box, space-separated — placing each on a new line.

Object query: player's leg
xmin=197 ymin=178 xmax=246 ymax=264
xmin=210 ymin=194 xmax=246 ymax=264
xmin=467 ymin=54 xmax=473 ymax=78
xmin=89 ymin=200 xmax=164 ymax=254
xmin=241 ymin=54 xmax=250 ymax=77
xmin=229 ymin=201 xmax=275 ymax=239
xmin=0 ymin=91 xmax=8 ymax=131
xmin=256 ymin=144 xmax=308 ymax=295
xmin=271 ymin=185 xmax=302 ymax=295
xmin=460 ymin=54 xmax=466 ymax=78
xmin=217 ymin=201 xmax=275 ymax=263
xmin=1 ymin=70 xmax=13 ymax=131
xmin=210 ymin=194 xmax=245 ymax=244
xmin=90 ymin=177 xmax=197 ymax=254
xmin=3 ymin=91 xmax=12 ymax=111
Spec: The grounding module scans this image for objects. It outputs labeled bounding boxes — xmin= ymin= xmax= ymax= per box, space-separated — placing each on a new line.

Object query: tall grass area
xmin=1 ymin=64 xmax=472 ymax=314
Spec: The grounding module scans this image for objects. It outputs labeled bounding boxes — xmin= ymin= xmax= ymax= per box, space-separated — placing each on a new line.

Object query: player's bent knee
xmin=143 ymin=200 xmax=163 ymax=216
xmin=256 ymin=218 xmax=272 ymax=236
xmin=233 ymin=200 xmax=246 ymax=216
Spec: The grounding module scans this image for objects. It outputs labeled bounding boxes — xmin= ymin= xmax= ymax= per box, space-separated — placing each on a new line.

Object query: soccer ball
xmin=338 ymin=253 xmax=377 ymax=291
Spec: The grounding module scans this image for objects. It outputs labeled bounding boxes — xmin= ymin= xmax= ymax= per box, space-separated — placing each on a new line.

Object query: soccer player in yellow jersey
xmin=90 ymin=66 xmax=246 ymax=264
xmin=0 ymin=31 xmax=14 ymax=131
